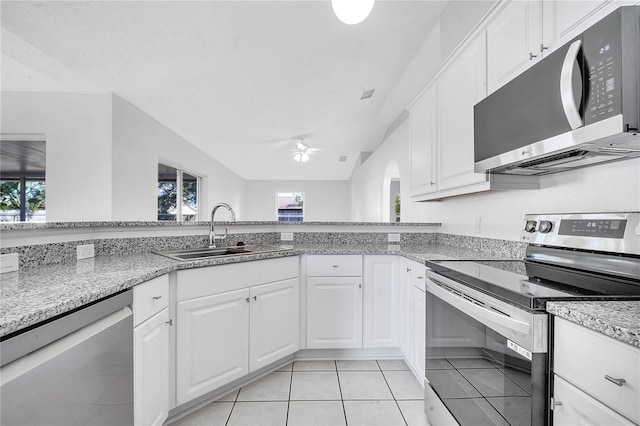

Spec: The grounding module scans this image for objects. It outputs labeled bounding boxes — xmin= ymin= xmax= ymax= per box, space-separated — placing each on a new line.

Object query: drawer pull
xmin=332 ymin=265 xmax=339 ymax=268
xmin=604 ymin=375 xmax=626 ymax=387
xmin=152 ymin=296 xmax=163 ymax=300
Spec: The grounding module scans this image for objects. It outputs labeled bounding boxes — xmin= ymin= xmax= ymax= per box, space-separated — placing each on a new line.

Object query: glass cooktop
xmin=427 ymin=259 xmax=640 ymax=310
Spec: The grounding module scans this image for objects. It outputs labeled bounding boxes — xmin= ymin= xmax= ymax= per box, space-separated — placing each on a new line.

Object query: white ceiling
xmin=1 ymin=1 xmax=446 ymax=180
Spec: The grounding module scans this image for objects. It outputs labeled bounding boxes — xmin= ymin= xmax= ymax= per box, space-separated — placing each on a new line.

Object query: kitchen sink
xmin=154 ymin=245 xmax=290 ymax=261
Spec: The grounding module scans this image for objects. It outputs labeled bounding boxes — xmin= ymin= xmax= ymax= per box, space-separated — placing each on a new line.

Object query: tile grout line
xmin=378 ymin=362 xmax=409 ymax=426
xmin=285 ymin=365 xmax=294 ymax=426
xmin=335 ymin=360 xmax=349 ymax=426
xmin=224 ymin=389 xmax=240 ymax=426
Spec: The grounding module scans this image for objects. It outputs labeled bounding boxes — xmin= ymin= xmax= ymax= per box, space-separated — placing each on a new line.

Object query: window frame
xmin=276 ymin=192 xmax=304 ymax=223
xmin=157 ymin=162 xmax=201 ymax=222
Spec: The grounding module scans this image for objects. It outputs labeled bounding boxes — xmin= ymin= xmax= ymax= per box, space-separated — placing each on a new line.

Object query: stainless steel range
xmin=423 ymin=212 xmax=640 ymax=426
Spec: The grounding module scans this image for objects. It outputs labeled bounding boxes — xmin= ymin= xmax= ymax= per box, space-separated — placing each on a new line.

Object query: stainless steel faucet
xmin=209 ymin=203 xmax=236 ymax=248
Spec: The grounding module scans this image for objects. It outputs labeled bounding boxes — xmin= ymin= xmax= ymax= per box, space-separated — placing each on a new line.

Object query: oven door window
xmin=426 ymin=289 xmax=546 ymax=426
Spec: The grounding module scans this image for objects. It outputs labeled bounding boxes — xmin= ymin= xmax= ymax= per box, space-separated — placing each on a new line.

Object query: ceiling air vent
xmin=360 ymin=89 xmax=375 ymax=100
xmin=339 ymin=156 xmax=347 ymax=162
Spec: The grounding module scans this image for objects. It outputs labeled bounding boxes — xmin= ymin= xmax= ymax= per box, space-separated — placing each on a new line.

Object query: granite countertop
xmin=547 ymin=301 xmax=640 ymax=348
xmin=0 ymin=243 xmax=507 ymax=338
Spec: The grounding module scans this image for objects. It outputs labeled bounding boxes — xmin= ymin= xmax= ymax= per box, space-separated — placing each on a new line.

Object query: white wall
xmin=111 ymin=95 xmax=246 ymax=221
xmin=243 ymin=180 xmax=351 ymax=222
xmin=349 ymin=115 xmax=640 ymax=240
xmin=1 ymin=92 xmax=113 ymax=221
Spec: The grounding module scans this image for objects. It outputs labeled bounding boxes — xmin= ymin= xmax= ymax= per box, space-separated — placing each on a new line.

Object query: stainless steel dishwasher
xmin=0 ymin=290 xmax=133 ymax=426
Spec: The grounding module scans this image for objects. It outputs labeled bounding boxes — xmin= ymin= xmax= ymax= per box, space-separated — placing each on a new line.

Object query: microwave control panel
xmin=582 ymin=7 xmax=623 ymax=125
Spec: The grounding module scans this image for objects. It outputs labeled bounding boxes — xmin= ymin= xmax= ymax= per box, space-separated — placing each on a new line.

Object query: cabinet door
xmin=398 ymin=259 xmax=413 ymax=361
xmin=363 ymin=256 xmax=398 ymax=348
xmin=437 ymin=34 xmax=488 ymax=191
xmin=306 ymin=276 xmax=363 ymax=349
xmin=176 ymin=288 xmax=249 ymax=405
xmin=410 ymin=84 xmax=438 ymax=196
xmin=553 ymin=375 xmax=635 ymax=426
xmin=542 ymin=0 xmax=617 ymax=56
xmin=249 ymin=278 xmax=300 ymax=372
xmin=134 ymin=308 xmax=170 ymax=426
xmin=411 ymin=287 xmax=426 ymax=379
xmin=487 ymin=0 xmax=542 ymax=93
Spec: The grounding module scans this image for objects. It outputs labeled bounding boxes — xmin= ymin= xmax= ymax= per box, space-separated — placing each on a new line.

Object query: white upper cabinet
xmin=488 ymin=0 xmax=622 ymax=94
xmin=487 ymin=0 xmax=542 ymax=93
xmin=437 ymin=33 xmax=488 ymax=191
xmin=410 ymin=84 xmax=438 ymax=197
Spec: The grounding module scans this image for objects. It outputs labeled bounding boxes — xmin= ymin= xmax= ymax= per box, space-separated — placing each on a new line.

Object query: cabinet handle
xmin=165 ymin=319 xmax=173 ymax=326
xmin=406 ymin=268 xmax=412 ymax=273
xmin=430 ymin=181 xmax=435 ymax=186
xmin=417 ymin=276 xmax=424 ymax=280
xmin=253 ymin=295 xmax=257 ymax=301
xmin=540 ymin=44 xmax=548 ymax=52
xmin=604 ymin=375 xmax=626 ymax=387
xmin=152 ymin=296 xmax=162 ymax=300
xmin=245 ymin=297 xmax=250 ymax=303
xmin=529 ymin=52 xmax=537 ymax=60
xmin=358 ymin=284 xmax=362 ymax=289
xmin=550 ymin=398 xmax=562 ymax=410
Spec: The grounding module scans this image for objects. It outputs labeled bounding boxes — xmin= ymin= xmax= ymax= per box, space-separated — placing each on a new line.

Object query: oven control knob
xmin=524 ymin=220 xmax=537 ymax=233
xmin=539 ymin=220 xmax=553 ymax=233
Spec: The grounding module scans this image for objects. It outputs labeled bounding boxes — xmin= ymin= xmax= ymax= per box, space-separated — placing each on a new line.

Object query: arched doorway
xmin=382 ymin=161 xmax=401 ymax=222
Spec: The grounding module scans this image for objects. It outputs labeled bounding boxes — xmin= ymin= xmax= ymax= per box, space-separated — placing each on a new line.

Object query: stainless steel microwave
xmin=474 ymin=6 xmax=640 ymax=176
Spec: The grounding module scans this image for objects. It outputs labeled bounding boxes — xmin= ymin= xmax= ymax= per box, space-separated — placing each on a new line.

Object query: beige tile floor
xmin=171 ymin=359 xmax=429 ymax=426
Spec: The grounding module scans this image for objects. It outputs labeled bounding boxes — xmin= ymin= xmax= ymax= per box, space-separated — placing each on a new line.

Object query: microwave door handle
xmin=560 ymin=39 xmax=583 ymax=130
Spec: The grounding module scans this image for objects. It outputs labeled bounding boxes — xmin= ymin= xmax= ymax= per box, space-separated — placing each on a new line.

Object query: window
xmin=157 ymin=164 xmax=200 ymax=222
xmin=277 ymin=192 xmax=304 ymax=222
xmin=0 ymin=140 xmax=46 ymax=222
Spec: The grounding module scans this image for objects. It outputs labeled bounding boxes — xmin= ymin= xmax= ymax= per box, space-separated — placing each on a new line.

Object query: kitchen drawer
xmin=306 ymin=255 xmax=362 ymax=277
xmin=133 ymin=275 xmax=169 ymax=327
xmin=410 ymin=263 xmax=426 ymax=292
xmin=554 ymin=317 xmax=640 ymax=423
xmin=553 ymin=375 xmax=635 ymax=425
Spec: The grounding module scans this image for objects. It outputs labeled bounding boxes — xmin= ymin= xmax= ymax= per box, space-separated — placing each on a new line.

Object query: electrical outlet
xmin=77 ymin=244 xmax=95 ymax=260
xmin=280 ymin=232 xmax=294 ymax=241
xmin=474 ymin=217 xmax=482 ymax=233
xmin=388 ymin=233 xmax=401 ymax=242
xmin=0 ymin=253 xmax=19 ymax=273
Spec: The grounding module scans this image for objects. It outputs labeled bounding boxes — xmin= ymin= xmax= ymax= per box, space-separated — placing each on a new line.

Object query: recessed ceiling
xmin=1 ymin=1 xmax=446 ymax=180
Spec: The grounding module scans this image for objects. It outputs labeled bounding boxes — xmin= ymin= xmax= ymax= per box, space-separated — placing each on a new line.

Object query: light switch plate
xmin=0 ymin=253 xmax=19 ymax=273
xmin=388 ymin=233 xmax=401 ymax=242
xmin=77 ymin=244 xmax=95 ymax=260
xmin=280 ymin=232 xmax=294 ymax=241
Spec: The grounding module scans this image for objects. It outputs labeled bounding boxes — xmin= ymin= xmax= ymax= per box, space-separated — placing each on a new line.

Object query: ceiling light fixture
xmin=293 ymin=140 xmax=311 ymax=162
xmin=332 ymin=0 xmax=375 ymax=25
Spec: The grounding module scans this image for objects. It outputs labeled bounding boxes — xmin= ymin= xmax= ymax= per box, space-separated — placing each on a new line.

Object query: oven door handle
xmin=426 ymin=278 xmax=531 ymax=336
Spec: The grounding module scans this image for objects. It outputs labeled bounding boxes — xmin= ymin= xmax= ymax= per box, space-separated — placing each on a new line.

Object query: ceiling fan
xmin=292 ymin=139 xmax=321 ymax=162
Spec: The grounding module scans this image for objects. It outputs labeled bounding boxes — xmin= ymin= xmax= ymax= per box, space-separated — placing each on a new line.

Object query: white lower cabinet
xmin=133 ymin=275 xmax=170 ymax=426
xmin=398 ymin=258 xmax=414 ymax=361
xmin=306 ymin=276 xmax=363 ymax=348
xmin=553 ymin=375 xmax=635 ymax=426
xmin=250 ymin=278 xmax=300 ymax=371
xmin=553 ymin=317 xmax=640 ymax=425
xmin=363 ymin=256 xmax=398 ymax=348
xmin=175 ymin=257 xmax=300 ymax=406
xmin=176 ymin=288 xmax=250 ymax=405
xmin=306 ymin=255 xmax=399 ymax=350
xmin=411 ymin=286 xmax=426 ymax=379
xmin=134 ymin=308 xmax=170 ymax=426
